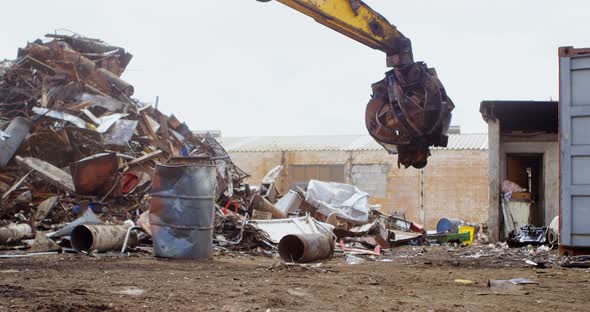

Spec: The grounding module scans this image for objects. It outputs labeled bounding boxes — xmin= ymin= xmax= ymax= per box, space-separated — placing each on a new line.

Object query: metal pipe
xmin=0 ymin=223 xmax=32 ymax=244
xmin=0 ymin=252 xmax=58 ymax=258
xmin=71 ymin=224 xmax=137 ymax=253
xmin=278 ymin=233 xmax=334 ymax=263
xmin=97 ymin=68 xmax=134 ymax=96
xmin=121 ymin=226 xmax=146 ymax=253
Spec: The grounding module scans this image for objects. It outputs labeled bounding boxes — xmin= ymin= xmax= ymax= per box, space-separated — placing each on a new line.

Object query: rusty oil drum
xmin=150 ymin=163 xmax=217 ymax=259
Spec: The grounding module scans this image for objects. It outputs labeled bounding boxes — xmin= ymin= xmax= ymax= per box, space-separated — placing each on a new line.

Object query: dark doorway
xmin=506 ymin=153 xmax=544 ymax=226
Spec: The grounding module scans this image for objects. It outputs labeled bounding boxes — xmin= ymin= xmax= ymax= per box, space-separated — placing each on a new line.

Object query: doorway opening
xmin=505 ymin=153 xmax=544 ymax=226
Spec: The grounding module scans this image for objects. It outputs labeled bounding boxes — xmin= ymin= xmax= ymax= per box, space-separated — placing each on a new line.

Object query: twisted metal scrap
xmin=366 ymin=62 xmax=454 ymax=168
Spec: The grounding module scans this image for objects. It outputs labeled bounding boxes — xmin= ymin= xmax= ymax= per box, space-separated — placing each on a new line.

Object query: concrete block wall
xmin=350 ymin=150 xmax=421 ymax=223
xmin=228 ymin=148 xmax=489 ymax=230
xmin=351 ymin=164 xmax=389 ymax=197
xmin=422 ymin=150 xmax=489 ymax=229
xmin=227 ymin=151 xmax=283 ymax=189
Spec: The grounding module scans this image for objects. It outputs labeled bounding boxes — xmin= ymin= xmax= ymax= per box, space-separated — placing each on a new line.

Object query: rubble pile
xmin=0 ymin=33 xmax=248 ymax=250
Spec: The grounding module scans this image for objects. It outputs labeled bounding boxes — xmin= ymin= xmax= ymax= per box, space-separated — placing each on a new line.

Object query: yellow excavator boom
xmin=258 ymin=0 xmax=454 ymax=169
xmin=272 ymin=0 xmax=413 ymax=65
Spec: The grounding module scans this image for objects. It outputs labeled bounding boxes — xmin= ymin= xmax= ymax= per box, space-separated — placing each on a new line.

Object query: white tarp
xmin=250 ymin=215 xmax=334 ymax=244
xmin=306 ymin=179 xmax=379 ymax=223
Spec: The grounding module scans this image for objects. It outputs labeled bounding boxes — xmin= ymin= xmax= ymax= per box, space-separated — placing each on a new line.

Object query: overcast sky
xmin=2 ymin=1 xmax=589 ymax=136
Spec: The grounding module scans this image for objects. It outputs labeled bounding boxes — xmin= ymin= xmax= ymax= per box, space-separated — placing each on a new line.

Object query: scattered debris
xmin=0 ymin=223 xmax=32 ymax=244
xmin=454 ymin=279 xmax=475 ymax=286
xmin=287 ymin=288 xmax=308 ymax=298
xmin=111 ymin=286 xmax=145 ymax=296
xmin=510 ymin=225 xmax=548 ymax=246
xmin=561 ymin=255 xmax=590 ymax=268
xmin=214 ymin=214 xmax=274 ymax=251
xmin=345 ymin=255 xmax=366 ymax=265
xmin=26 ymin=232 xmax=62 ymax=252
xmin=485 ymin=279 xmax=528 ymax=296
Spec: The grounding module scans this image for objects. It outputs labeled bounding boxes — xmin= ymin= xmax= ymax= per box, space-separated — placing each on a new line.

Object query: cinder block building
xmin=220 ymin=132 xmax=489 ymax=230
xmin=480 ymin=100 xmax=559 ymax=241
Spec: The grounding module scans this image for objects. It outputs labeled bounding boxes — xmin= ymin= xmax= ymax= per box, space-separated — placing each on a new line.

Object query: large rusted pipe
xmin=71 ymin=224 xmax=137 ymax=252
xmin=97 ymin=68 xmax=134 ymax=96
xmin=0 ymin=224 xmax=32 ymax=244
xmin=278 ymin=233 xmax=334 ymax=263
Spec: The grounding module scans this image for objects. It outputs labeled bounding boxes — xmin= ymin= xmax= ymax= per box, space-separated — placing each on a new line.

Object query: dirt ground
xmin=0 ymin=246 xmax=588 ymax=312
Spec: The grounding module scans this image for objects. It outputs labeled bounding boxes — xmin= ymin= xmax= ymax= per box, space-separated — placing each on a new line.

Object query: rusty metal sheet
xmin=70 ymin=153 xmax=119 ymax=196
xmin=15 ymin=156 xmax=75 ymax=193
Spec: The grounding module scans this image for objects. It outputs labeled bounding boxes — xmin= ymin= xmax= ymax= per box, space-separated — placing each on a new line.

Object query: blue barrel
xmin=150 ymin=163 xmax=217 ymax=259
xmin=436 ymin=218 xmax=464 ymax=234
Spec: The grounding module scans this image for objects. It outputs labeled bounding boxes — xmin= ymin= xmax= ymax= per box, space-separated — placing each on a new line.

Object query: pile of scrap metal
xmin=212 ymin=171 xmax=426 ymax=262
xmin=0 ymin=33 xmax=248 ymax=255
xmin=0 ymin=33 xmax=426 ymax=262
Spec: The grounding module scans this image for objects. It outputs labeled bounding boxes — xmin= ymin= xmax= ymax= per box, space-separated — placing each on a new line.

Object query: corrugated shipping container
xmin=559 ymin=46 xmax=590 ymax=254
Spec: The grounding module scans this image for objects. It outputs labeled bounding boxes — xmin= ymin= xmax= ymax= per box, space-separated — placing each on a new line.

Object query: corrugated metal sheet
xmin=219 ymin=133 xmax=488 ymax=153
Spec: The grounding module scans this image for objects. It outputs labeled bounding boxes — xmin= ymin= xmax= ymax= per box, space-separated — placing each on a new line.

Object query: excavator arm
xmin=268 ymin=0 xmax=413 ymax=64
xmin=257 ymin=0 xmax=454 ymax=168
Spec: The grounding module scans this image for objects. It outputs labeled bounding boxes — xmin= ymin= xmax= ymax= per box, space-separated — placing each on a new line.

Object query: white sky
xmin=2 ymin=1 xmax=589 ymax=136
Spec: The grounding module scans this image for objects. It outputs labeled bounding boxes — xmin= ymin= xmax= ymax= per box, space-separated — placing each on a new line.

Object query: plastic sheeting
xmin=306 ymin=180 xmax=379 ymax=223
xmin=250 ymin=215 xmax=334 ymax=244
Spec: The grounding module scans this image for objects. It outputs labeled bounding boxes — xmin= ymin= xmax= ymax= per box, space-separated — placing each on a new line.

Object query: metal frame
xmin=559 ymin=48 xmax=590 ymax=248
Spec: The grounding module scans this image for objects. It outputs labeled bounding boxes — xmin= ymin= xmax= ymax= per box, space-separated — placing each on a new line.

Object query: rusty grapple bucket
xmin=365 ymin=62 xmax=454 ymax=169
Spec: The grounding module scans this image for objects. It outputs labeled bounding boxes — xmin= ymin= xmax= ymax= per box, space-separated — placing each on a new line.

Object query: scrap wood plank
xmin=159 ymin=115 xmax=170 ymax=141
xmin=140 ymin=111 xmax=159 ymax=140
xmin=15 ymin=156 xmax=75 ymax=193
xmin=127 ymin=150 xmax=163 ymax=166
xmin=1 ymin=170 xmax=33 ymax=200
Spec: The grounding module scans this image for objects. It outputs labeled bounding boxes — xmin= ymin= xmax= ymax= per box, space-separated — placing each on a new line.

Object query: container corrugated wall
xmin=559 ymin=46 xmax=590 ymax=254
